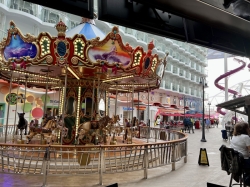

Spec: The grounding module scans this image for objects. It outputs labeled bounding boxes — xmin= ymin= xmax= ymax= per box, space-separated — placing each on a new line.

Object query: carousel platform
xmin=0 ymin=124 xmax=229 ymax=187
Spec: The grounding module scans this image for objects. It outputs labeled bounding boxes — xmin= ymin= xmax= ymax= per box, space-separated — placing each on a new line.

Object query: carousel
xmin=0 ymin=18 xmax=167 ymax=146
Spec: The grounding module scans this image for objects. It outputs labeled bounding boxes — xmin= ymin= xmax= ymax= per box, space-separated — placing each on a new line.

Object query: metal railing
xmin=0 ymin=128 xmax=187 ymax=186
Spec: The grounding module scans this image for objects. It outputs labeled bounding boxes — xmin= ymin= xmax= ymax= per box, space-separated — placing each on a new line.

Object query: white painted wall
xmin=0 ymin=84 xmax=60 ymax=126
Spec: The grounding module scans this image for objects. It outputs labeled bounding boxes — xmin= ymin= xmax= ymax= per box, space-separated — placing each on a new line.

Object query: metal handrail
xmin=0 ymin=128 xmax=187 ymax=186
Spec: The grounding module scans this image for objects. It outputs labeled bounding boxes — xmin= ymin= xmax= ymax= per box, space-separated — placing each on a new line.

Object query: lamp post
xmin=200 ymin=77 xmax=208 ymax=142
xmin=208 ymin=102 xmax=211 ymax=120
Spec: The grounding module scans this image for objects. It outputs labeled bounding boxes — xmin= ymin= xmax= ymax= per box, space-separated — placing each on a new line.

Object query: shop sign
xmin=123 ymin=107 xmax=134 ymax=111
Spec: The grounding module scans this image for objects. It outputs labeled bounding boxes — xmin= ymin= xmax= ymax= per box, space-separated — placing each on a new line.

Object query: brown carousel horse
xmin=76 ymin=115 xmax=112 ymax=144
xmin=26 ymin=116 xmax=68 ymax=144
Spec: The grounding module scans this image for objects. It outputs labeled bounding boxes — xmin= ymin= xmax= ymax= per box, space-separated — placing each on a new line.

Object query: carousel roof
xmin=0 ymin=20 xmax=167 ymax=92
xmin=66 ymin=22 xmax=105 ymax=40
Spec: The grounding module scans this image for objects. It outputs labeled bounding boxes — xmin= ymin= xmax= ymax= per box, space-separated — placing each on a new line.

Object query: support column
xmin=115 ymin=83 xmax=118 ymax=116
xmin=131 ymin=84 xmax=134 ymax=125
xmin=91 ymin=80 xmax=95 ymax=120
xmin=224 ymin=53 xmax=228 ymax=102
xmin=4 ymin=71 xmax=13 ymax=143
xmin=61 ymin=67 xmax=68 ymax=145
xmin=137 ymin=92 xmax=140 ymax=119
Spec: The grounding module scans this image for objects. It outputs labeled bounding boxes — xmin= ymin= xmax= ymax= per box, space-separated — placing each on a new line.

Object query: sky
xmin=207 ymin=56 xmax=250 ymax=112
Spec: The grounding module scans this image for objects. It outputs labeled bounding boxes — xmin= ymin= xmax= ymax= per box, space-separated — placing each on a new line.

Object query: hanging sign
xmin=123 ymin=107 xmax=134 ymax=111
xmin=198 ymin=148 xmax=209 ymax=166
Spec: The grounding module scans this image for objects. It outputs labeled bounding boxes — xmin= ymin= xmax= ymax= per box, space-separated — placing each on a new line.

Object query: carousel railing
xmin=0 ymin=125 xmax=16 ymax=138
xmin=0 ymin=129 xmax=187 ymax=186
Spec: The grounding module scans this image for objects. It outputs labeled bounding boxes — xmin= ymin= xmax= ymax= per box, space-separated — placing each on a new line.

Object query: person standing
xmin=190 ymin=117 xmax=194 ymax=133
xmin=205 ymin=118 xmax=211 ymax=131
xmin=124 ymin=118 xmax=130 ymax=140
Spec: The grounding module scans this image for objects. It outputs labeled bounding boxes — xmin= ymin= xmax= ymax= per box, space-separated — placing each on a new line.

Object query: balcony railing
xmin=165 ymin=84 xmax=171 ymax=90
xmin=0 ymin=29 xmax=7 ymax=41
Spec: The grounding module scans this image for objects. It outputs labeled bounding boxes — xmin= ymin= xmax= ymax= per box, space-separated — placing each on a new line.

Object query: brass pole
xmin=91 ymin=80 xmax=95 ymax=120
xmin=61 ymin=66 xmax=67 ymax=145
xmin=4 ymin=71 xmax=13 ymax=143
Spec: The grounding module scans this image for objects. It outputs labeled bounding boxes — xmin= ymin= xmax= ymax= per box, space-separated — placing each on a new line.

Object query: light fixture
xmin=108 ymin=87 xmax=132 ymax=92
xmin=67 ymin=67 xmax=80 ymax=80
xmin=103 ymin=75 xmax=133 ymax=83
xmin=0 ymin=68 xmax=59 ymax=81
xmin=76 ymin=86 xmax=81 ymax=130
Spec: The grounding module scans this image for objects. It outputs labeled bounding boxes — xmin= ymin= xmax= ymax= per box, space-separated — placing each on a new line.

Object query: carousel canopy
xmin=66 ymin=22 xmax=105 ymax=40
xmin=0 ymin=20 xmax=167 ymax=92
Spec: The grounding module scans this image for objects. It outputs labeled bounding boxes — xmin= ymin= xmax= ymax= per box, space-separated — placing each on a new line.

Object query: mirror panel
xmin=99 ymin=98 xmax=105 ymax=117
xmin=81 ymin=97 xmax=94 ymax=116
xmin=66 ymin=97 xmax=76 ymax=115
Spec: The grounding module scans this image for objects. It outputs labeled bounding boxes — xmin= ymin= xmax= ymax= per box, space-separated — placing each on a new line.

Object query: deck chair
xmin=219 ymin=145 xmax=249 ymax=187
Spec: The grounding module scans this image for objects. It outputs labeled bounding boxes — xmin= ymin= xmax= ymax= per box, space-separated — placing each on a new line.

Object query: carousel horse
xmin=51 ymin=115 xmax=69 ymax=143
xmin=111 ymin=115 xmax=123 ymax=136
xmin=76 ymin=115 xmax=112 ymax=144
xmin=17 ymin=113 xmax=28 ymax=139
xmin=26 ymin=117 xmax=68 ymax=144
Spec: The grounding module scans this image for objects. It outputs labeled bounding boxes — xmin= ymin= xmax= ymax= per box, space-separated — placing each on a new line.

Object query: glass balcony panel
xmin=179 ymin=69 xmax=184 ymax=76
xmin=172 ymin=66 xmax=178 ymax=74
xmin=168 ymin=48 xmax=174 ymax=57
xmin=179 ymin=86 xmax=184 ymax=93
xmin=166 ymin=63 xmax=172 ymax=71
xmin=136 ymin=31 xmax=145 ymax=41
xmin=160 ymin=81 xmax=164 ymax=88
xmin=165 ymin=82 xmax=171 ymax=89
xmin=125 ymin=27 xmax=133 ymax=35
xmin=191 ymin=74 xmax=195 ymax=81
xmin=191 ymin=62 xmax=195 ymax=68
xmin=172 ymin=51 xmax=179 ymax=59
xmin=172 ymin=84 xmax=178 ymax=91
xmin=185 ymin=59 xmax=190 ymax=66
xmin=0 ymin=29 xmax=7 ymax=41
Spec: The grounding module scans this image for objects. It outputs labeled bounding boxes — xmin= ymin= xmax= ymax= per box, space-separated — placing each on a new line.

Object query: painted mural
xmin=4 ymin=35 xmax=37 ymax=60
xmin=88 ymin=40 xmax=131 ymax=66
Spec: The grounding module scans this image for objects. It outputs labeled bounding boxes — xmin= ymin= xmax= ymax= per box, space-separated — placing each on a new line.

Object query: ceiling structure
xmin=216 ymin=95 xmax=249 ymax=116
xmin=98 ymin=0 xmax=250 ymax=57
xmin=23 ymin=0 xmax=250 ymax=57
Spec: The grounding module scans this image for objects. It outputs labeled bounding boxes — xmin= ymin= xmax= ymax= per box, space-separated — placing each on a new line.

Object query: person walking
xmin=205 ymin=118 xmax=211 ymax=131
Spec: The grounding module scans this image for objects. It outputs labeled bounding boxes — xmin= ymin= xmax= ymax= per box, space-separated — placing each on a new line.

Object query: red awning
xmin=109 ymin=95 xmax=116 ymax=99
xmin=170 ymin=104 xmax=179 ymax=109
xmin=193 ymin=113 xmax=203 ymax=118
xmin=173 ymin=113 xmax=184 ymax=117
xmin=135 ymin=106 xmax=146 ymax=110
xmin=152 ymin=102 xmax=163 ymax=107
xmin=185 ymin=114 xmax=194 ymax=117
xmin=133 ymin=99 xmax=142 ymax=103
